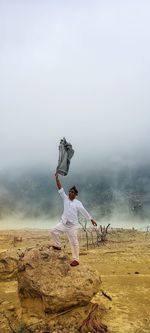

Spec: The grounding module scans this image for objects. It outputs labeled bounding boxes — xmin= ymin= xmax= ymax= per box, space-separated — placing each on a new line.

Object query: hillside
xmin=0 ymin=166 xmax=150 ymax=225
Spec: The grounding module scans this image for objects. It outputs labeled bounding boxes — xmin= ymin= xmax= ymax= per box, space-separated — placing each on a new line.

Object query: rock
xmin=17 ymin=246 xmax=101 ymax=315
xmin=0 ymin=250 xmax=19 ymax=281
xmin=8 ymin=305 xmax=15 ymax=311
xmin=1 ymin=301 xmax=10 ymax=307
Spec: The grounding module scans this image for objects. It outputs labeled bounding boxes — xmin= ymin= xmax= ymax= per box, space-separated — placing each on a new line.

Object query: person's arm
xmin=55 ymin=173 xmax=62 ymax=190
xmin=55 ymin=173 xmax=67 ymax=200
xmin=78 ymin=203 xmax=97 ymax=226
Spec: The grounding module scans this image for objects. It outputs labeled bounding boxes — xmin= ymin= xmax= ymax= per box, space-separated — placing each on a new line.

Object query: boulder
xmin=0 ymin=250 xmax=19 ymax=281
xmin=17 ymin=245 xmax=101 ymax=315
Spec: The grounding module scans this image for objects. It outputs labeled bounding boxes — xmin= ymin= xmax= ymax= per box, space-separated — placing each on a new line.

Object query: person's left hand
xmin=91 ymin=219 xmax=97 ymax=226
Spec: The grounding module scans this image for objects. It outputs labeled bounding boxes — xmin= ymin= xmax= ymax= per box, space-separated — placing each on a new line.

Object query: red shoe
xmin=52 ymin=246 xmax=61 ymax=251
xmin=70 ymin=260 xmax=79 ymax=267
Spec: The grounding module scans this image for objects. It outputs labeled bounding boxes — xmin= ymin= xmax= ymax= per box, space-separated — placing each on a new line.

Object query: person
xmin=51 ymin=174 xmax=97 ymax=267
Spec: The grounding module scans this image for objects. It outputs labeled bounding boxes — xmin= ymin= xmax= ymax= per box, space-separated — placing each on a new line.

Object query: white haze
xmin=0 ymin=0 xmax=150 ymax=171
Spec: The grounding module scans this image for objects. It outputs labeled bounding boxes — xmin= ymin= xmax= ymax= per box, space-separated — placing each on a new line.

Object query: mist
xmin=0 ymin=0 xmax=150 ymax=170
xmin=0 ymin=166 xmax=150 ymax=231
xmin=0 ymin=1 xmax=150 ymax=229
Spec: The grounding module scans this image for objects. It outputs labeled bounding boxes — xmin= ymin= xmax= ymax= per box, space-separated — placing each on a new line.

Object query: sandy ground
xmin=0 ymin=227 xmax=150 ymax=332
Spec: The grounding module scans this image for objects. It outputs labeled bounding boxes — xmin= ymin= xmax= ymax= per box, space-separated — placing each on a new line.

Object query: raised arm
xmin=55 ymin=173 xmax=62 ymax=190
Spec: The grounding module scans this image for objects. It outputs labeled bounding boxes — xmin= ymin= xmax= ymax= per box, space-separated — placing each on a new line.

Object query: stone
xmin=0 ymin=250 xmax=19 ymax=281
xmin=17 ymin=245 xmax=101 ymax=315
xmin=8 ymin=305 xmax=15 ymax=311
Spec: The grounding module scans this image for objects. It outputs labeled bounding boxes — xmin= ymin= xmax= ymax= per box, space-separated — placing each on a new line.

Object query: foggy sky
xmin=1 ymin=0 xmax=150 ymax=171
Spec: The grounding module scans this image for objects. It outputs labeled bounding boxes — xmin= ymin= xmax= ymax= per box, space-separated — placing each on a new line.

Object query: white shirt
xmin=58 ymin=188 xmax=92 ymax=225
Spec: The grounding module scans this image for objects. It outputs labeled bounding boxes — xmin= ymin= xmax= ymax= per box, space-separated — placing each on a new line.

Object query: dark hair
xmin=69 ymin=186 xmax=78 ymax=195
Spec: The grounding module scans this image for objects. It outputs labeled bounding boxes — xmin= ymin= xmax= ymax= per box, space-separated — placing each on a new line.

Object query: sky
xmin=0 ymin=0 xmax=150 ymax=171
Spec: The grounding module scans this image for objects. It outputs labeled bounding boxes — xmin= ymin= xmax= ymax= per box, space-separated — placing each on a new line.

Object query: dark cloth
xmin=56 ymin=137 xmax=74 ymax=176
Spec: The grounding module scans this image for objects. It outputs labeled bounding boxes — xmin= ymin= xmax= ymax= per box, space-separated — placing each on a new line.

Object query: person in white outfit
xmin=51 ymin=174 xmax=97 ymax=266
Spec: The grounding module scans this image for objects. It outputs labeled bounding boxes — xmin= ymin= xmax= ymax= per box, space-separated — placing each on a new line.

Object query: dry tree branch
xmin=79 ymin=218 xmax=89 ymax=250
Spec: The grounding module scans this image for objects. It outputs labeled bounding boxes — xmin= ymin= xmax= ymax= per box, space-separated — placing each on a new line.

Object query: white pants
xmin=51 ymin=222 xmax=79 ymax=261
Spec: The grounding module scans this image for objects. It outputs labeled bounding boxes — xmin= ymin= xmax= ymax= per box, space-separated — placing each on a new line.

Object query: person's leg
xmin=66 ymin=227 xmax=79 ymax=264
xmin=51 ymin=222 xmax=65 ymax=249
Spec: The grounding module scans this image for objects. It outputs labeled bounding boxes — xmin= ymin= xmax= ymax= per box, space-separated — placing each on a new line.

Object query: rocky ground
xmin=0 ymin=227 xmax=150 ymax=332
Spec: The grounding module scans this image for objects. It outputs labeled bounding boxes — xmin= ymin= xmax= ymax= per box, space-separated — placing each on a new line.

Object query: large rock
xmin=0 ymin=250 xmax=19 ymax=281
xmin=17 ymin=245 xmax=101 ymax=315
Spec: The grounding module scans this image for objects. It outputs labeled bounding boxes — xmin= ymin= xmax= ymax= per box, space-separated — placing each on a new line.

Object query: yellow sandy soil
xmin=0 ymin=228 xmax=150 ymax=332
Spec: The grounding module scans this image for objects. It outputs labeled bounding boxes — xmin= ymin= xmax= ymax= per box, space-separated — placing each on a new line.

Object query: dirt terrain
xmin=0 ymin=227 xmax=150 ymax=332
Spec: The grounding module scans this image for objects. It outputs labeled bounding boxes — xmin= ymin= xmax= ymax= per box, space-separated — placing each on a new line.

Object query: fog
xmin=0 ymin=1 xmax=150 ymax=229
xmin=0 ymin=166 xmax=150 ymax=230
xmin=0 ymin=0 xmax=150 ymax=170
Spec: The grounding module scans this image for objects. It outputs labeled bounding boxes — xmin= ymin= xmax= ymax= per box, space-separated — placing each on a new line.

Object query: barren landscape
xmin=0 ymin=227 xmax=150 ymax=333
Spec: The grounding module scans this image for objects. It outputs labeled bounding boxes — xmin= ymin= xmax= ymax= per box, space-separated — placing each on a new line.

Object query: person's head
xmin=68 ymin=186 xmax=78 ymax=200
